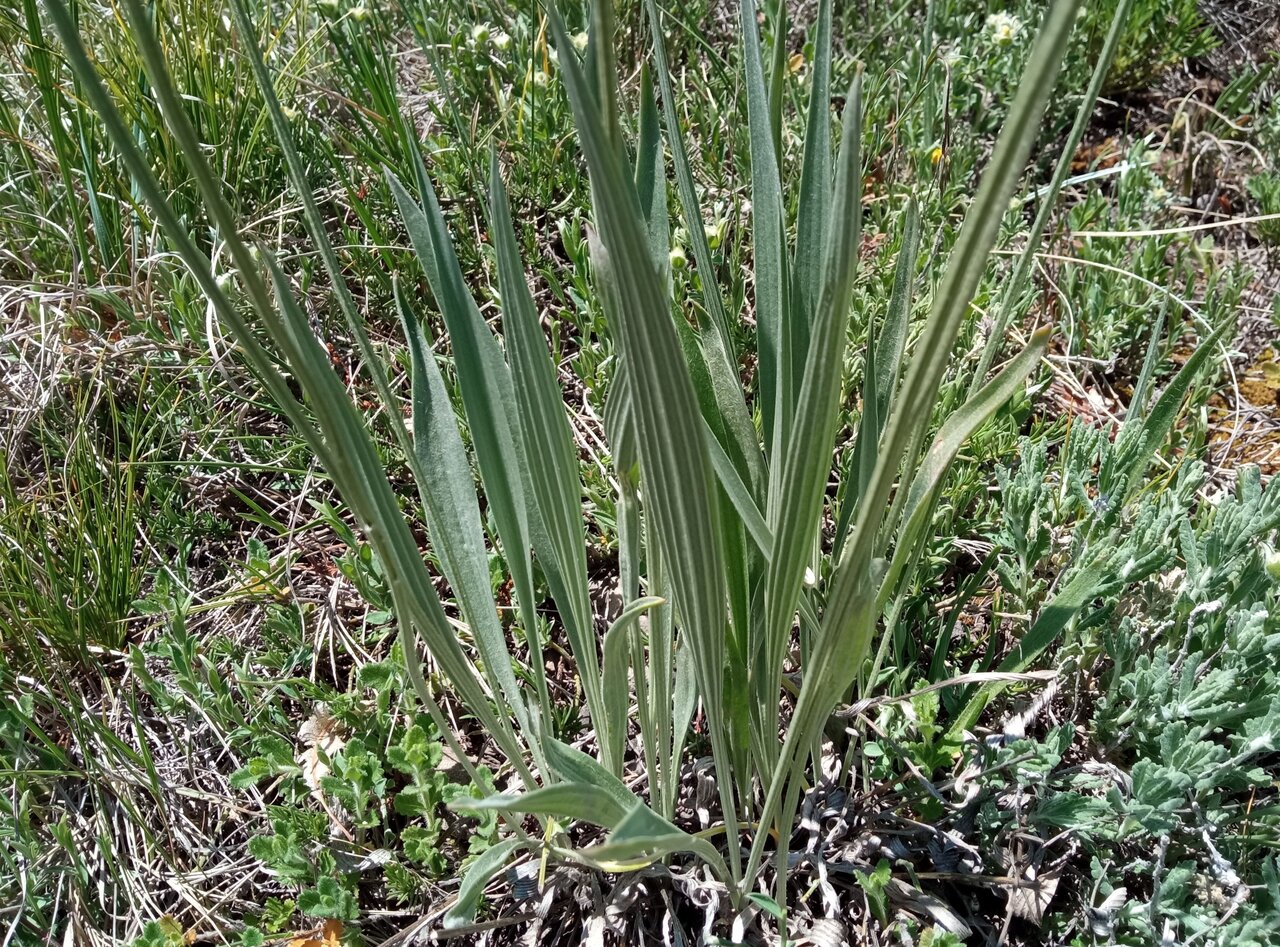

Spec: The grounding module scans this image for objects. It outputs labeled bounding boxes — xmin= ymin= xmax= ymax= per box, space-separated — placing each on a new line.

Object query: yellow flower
xmin=929 ymin=146 xmax=943 ymax=166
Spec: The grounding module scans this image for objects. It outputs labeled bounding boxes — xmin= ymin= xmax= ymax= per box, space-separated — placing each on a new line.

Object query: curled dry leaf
xmin=288 ymin=918 xmax=343 ymax=947
xmin=297 ymin=707 xmax=346 ymax=798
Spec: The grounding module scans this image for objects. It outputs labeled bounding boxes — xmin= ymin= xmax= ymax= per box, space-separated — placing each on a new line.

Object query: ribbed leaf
xmin=835 ymin=202 xmax=921 ymax=561
xmin=385 ymin=167 xmax=552 ymax=730
xmin=393 ymin=282 xmax=535 ymax=741
xmin=542 ymin=736 xmax=638 ymax=815
xmin=442 ymin=839 xmax=525 ymax=929
xmin=579 ymin=804 xmax=729 ymax=880
xmin=601 ymin=596 xmax=665 ymax=775
xmin=634 ymin=62 xmax=670 ymax=278
xmin=456 ymin=784 xmax=629 ymax=828
xmin=747 ymin=0 xmax=1086 ymax=889
xmin=741 ymin=0 xmax=790 ymax=457
xmin=822 ymin=0 xmax=1083 ymax=651
xmin=46 ymin=0 xmax=539 ymax=793
xmin=489 ymin=156 xmax=604 ymax=760
xmin=791 ymin=0 xmax=833 ymax=373
xmin=227 ymin=0 xmax=413 ymax=466
xmin=757 ymin=71 xmax=863 ymax=761
xmin=643 ymin=0 xmax=766 ymax=498
xmin=546 ymin=0 xmax=742 ymax=883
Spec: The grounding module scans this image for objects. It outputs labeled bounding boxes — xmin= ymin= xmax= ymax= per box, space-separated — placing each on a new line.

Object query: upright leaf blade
xmin=741 ymin=0 xmax=790 ymax=457
xmin=489 ymin=156 xmax=606 ymax=761
xmin=546 ymin=0 xmax=742 ymax=884
xmin=757 ymin=71 xmax=864 ymax=761
xmin=393 ymin=283 xmax=538 ymax=744
xmin=791 ymin=0 xmax=834 ymax=362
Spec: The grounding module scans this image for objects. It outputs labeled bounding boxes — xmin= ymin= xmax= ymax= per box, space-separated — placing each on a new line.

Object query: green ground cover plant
xmin=2 ymin=0 xmax=1277 ymax=943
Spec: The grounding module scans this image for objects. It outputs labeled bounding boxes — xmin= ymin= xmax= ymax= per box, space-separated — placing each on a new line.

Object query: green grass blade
xmin=947 ymin=559 xmax=1107 ymax=738
xmin=766 ymin=2 xmax=787 ymax=166
xmin=1115 ymin=316 xmax=1230 ymax=495
xmin=877 ymin=328 xmax=1050 ymax=610
xmin=1124 ymin=303 xmax=1168 ymax=426
xmin=967 ymin=0 xmax=1136 ymax=393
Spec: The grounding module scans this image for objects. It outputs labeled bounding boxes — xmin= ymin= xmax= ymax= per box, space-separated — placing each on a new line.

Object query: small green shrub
xmin=1082 ymin=0 xmax=1216 ymax=93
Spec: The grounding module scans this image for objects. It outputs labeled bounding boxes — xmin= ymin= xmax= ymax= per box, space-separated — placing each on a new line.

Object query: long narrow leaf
xmin=791 ymin=0 xmax=834 ymax=374
xmin=546 ymin=0 xmax=743 ymax=885
xmin=757 ymin=71 xmax=863 ymax=763
xmin=394 ymin=282 xmax=539 ymax=745
xmin=490 ymin=156 xmax=605 ymax=760
xmin=741 ymin=0 xmax=790 ymax=456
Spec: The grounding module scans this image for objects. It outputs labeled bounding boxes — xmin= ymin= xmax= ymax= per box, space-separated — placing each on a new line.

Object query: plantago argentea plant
xmin=44 ymin=0 xmax=1167 ymax=933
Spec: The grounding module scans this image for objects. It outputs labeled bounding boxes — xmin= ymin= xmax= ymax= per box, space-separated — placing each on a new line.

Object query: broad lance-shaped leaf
xmin=790 ymin=0 xmax=833 ymax=384
xmin=546 ymin=0 xmax=743 ymax=885
xmin=601 ymin=596 xmax=665 ymax=782
xmin=393 ymin=281 xmax=539 ymax=749
xmin=643 ymin=0 xmax=766 ymax=499
xmin=741 ymin=0 xmax=789 ymax=459
xmin=489 ymin=155 xmax=609 ymax=764
xmin=757 ymin=70 xmax=863 ymax=766
xmin=263 ymin=259 xmax=536 ymax=785
xmin=455 ymin=758 xmax=730 ymax=882
xmin=443 ymin=839 xmax=525 ymax=929
xmin=386 ymin=167 xmax=558 ymax=739
xmin=457 ymin=784 xmax=630 ymax=827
